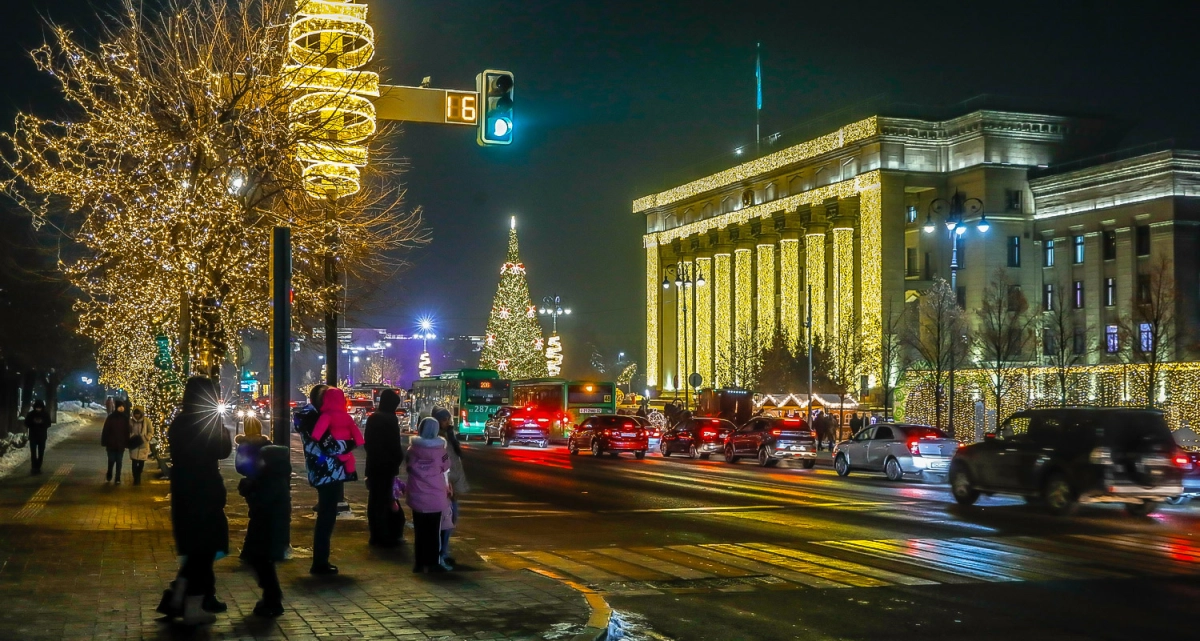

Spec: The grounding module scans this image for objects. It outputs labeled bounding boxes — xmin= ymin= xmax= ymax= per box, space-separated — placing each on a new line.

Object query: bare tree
xmin=1119 ymin=256 xmax=1179 ymax=407
xmin=716 ymin=327 xmax=762 ymax=391
xmin=1042 ymin=277 xmax=1089 ymax=407
xmin=975 ymin=269 xmax=1037 ymax=430
xmin=878 ymin=309 xmax=907 ymax=421
xmin=902 ymin=279 xmax=971 ymax=434
xmin=826 ymin=317 xmax=866 ymax=433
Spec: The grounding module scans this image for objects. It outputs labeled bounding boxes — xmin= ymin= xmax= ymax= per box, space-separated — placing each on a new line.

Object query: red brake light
xmin=700 ymin=427 xmax=717 ymax=440
xmin=623 ymin=421 xmax=634 ymax=429
xmin=770 ymin=429 xmax=782 ymax=436
xmin=1174 ymin=453 xmax=1191 ymax=467
xmin=908 ymin=440 xmax=921 ymax=456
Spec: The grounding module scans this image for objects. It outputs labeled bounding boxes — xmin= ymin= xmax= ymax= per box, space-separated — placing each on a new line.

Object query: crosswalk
xmin=478 ymin=532 xmax=1200 ymax=595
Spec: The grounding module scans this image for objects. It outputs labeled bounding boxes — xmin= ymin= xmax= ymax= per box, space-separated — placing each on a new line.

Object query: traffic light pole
xmin=270 ymin=227 xmax=291 ymax=445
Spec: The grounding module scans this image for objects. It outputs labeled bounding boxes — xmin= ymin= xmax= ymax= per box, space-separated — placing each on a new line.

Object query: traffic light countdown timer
xmin=477 ymin=70 xmax=515 ymax=146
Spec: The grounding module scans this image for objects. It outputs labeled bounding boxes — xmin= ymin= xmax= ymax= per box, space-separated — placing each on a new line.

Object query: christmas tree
xmin=480 ymin=218 xmax=549 ymax=379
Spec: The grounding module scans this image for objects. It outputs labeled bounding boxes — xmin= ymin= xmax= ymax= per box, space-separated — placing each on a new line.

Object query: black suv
xmin=725 ymin=416 xmax=817 ymax=468
xmin=950 ymin=408 xmax=1187 ymax=516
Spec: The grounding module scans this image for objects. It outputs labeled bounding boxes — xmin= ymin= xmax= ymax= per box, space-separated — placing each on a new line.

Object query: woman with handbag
xmin=128 ymin=407 xmax=151 ymax=486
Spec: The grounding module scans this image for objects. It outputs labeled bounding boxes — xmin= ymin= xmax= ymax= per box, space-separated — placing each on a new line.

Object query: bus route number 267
xmin=445 ymin=91 xmax=478 ymax=125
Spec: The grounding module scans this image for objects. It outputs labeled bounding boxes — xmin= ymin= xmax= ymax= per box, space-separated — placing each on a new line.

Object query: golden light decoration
xmin=832 ymin=227 xmax=854 ymax=347
xmin=779 ymin=239 xmax=800 ymax=349
xmin=546 ymin=334 xmax=563 ymax=377
xmin=756 ymin=243 xmax=776 ymax=347
xmin=805 ymin=233 xmax=826 ymax=340
xmin=713 ymin=252 xmax=732 ymax=387
xmin=677 ymin=259 xmax=691 ymax=388
xmin=645 ymin=245 xmax=660 ymax=387
xmin=734 ymin=248 xmax=754 ymax=359
xmin=418 ymin=351 xmax=432 ymax=378
xmin=695 ymin=257 xmax=713 ymax=388
xmin=285 ymin=0 xmax=380 ymax=198
xmin=858 ymin=185 xmax=883 ymax=386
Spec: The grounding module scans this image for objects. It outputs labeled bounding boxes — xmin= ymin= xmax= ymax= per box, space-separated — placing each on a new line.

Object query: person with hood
xmin=101 ymin=401 xmax=130 ymax=484
xmin=295 ymin=384 xmax=355 ymax=576
xmin=311 ymin=387 xmax=365 ymax=478
xmin=364 ymin=389 xmax=405 ymax=547
xmin=167 ymin=377 xmax=233 ymax=625
xmin=406 ymin=417 xmax=451 ymax=573
xmin=234 ymin=415 xmax=290 ymax=617
xmin=24 ymin=400 xmax=50 ymax=475
xmin=435 ymin=408 xmax=470 ymax=568
xmin=128 ymin=407 xmax=152 ymax=485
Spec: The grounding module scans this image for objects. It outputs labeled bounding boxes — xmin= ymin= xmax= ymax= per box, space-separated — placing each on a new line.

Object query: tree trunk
xmin=46 ymin=370 xmax=62 ymax=424
xmin=20 ymin=369 xmax=37 ymax=416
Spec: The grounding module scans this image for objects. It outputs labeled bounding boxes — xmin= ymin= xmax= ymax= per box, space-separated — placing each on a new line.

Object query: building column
xmin=695 ymin=255 xmax=713 ymax=389
xmin=804 ymin=223 xmax=827 ymax=341
xmin=676 ymin=256 xmax=693 ymax=394
xmin=858 ymin=185 xmax=883 ymax=385
xmin=713 ymin=247 xmax=732 ymax=387
xmin=831 ymin=223 xmax=855 ymax=341
xmin=756 ymin=233 xmax=779 ymax=347
xmin=645 ymin=240 xmax=660 ymax=388
xmin=779 ymin=232 xmax=801 ymax=350
xmin=734 ymin=232 xmax=755 ymax=378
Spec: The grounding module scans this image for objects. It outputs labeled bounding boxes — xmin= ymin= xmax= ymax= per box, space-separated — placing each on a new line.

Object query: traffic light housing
xmin=477 ymin=70 xmax=514 ymax=146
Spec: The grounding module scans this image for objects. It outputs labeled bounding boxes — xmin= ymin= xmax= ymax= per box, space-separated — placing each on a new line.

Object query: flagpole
xmin=755 ymin=42 xmax=761 ymax=156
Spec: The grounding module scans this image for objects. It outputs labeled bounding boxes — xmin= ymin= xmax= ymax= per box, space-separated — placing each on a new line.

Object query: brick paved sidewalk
xmin=0 ymin=420 xmax=589 ymax=640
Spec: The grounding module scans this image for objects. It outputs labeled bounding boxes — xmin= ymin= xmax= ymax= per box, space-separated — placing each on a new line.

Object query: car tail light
xmin=1089 ymin=447 xmax=1113 ymax=465
xmin=623 ymin=421 xmax=634 ymax=429
xmin=770 ymin=429 xmax=782 ymax=436
xmin=809 ymin=431 xmax=817 ymax=439
xmin=603 ymin=429 xmax=613 ymax=437
xmin=907 ymin=440 xmax=921 ymax=456
xmin=1174 ymin=451 xmax=1192 ymax=468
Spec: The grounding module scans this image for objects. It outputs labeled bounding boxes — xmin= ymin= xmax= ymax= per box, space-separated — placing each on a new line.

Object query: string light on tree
xmin=479 ymin=217 xmax=548 ymax=378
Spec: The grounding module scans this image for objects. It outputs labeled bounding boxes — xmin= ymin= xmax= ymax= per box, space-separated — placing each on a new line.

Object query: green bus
xmin=410 ymin=369 xmax=511 ymax=440
xmin=511 ymin=378 xmax=617 ymax=441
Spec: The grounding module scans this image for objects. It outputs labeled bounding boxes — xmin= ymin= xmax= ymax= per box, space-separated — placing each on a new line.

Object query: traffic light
xmin=477 ymin=69 xmax=514 ymax=146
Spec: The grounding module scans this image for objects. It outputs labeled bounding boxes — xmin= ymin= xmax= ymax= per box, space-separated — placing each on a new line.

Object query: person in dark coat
xmin=849 ymin=412 xmax=864 ymax=436
xmin=364 ymin=389 xmax=405 ymax=547
xmin=101 ymin=402 xmax=130 ymax=483
xmin=235 ymin=416 xmax=291 ymax=617
xmin=812 ymin=411 xmax=828 ymax=451
xmin=295 ymin=384 xmax=355 ymax=575
xmin=25 ymin=400 xmax=50 ymax=474
xmin=168 ymin=377 xmax=233 ymax=625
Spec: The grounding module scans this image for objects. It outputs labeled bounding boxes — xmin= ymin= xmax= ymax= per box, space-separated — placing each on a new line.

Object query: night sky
xmin=3 ymin=0 xmax=1198 ymax=377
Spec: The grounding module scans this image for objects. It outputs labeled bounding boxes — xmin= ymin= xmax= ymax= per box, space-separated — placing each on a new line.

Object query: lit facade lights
xmin=858 ymin=186 xmax=883 ymax=385
xmin=779 ymin=239 xmax=800 ymax=349
xmin=832 ymin=227 xmax=854 ymax=350
xmin=645 ymin=246 xmax=659 ymax=387
xmin=756 ymin=243 xmax=776 ymax=346
xmin=804 ymin=233 xmax=827 ymax=340
xmin=695 ymin=257 xmax=713 ymax=387
xmin=713 ymin=252 xmax=732 ymax=387
xmin=546 ymin=334 xmax=563 ymax=377
xmin=734 ymin=249 xmax=754 ymax=357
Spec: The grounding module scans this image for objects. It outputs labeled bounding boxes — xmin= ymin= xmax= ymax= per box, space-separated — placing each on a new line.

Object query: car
xmin=660 ymin=417 xmax=735 ymax=459
xmin=485 ymin=407 xmax=551 ymax=448
xmin=630 ymin=416 xmax=662 ymax=453
xmin=833 ymin=424 xmax=959 ymax=482
xmin=1165 ymin=450 xmax=1199 ymax=505
xmin=724 ymin=416 xmax=818 ymax=468
xmin=569 ymin=415 xmax=649 ymax=458
xmin=949 ymin=408 xmax=1187 ymax=516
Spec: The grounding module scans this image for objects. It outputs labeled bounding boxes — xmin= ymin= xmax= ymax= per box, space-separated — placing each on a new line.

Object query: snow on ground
xmin=0 ymin=402 xmax=104 ymax=479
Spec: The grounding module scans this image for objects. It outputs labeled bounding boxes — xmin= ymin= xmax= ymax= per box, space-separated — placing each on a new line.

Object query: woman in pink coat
xmin=311 ymin=388 xmax=365 ymax=478
xmin=406 ymin=417 xmax=451 ymax=573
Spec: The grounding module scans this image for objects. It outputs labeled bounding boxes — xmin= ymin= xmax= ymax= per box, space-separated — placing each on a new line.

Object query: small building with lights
xmin=638 ymin=105 xmax=1200 ymax=410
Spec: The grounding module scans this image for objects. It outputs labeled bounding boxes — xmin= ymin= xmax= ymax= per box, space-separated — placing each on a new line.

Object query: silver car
xmin=833 ymin=423 xmax=959 ymax=482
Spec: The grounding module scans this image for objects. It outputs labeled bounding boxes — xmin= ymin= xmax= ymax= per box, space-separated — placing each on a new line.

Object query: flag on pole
xmin=755 ymin=42 xmax=763 ymax=111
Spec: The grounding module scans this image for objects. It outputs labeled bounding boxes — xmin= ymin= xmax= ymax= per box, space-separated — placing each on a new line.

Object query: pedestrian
xmin=128 ymin=407 xmax=151 ymax=485
xmin=849 ymin=412 xmax=863 ymax=436
xmin=812 ymin=411 xmax=826 ymax=451
xmin=295 ymin=384 xmax=355 ymax=576
xmin=365 ymin=389 xmax=405 ymax=547
xmin=167 ymin=377 xmax=233 ymax=625
xmin=435 ymin=408 xmax=469 ymax=568
xmin=25 ymin=400 xmax=50 ymax=475
xmin=234 ymin=415 xmax=290 ymax=617
xmin=312 ymin=388 xmax=365 ymax=478
xmin=406 ymin=417 xmax=451 ymax=573
xmin=101 ymin=401 xmax=130 ymax=483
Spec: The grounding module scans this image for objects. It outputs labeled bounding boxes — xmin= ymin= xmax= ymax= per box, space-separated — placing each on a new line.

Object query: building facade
xmin=638 ymin=109 xmax=1199 ymax=402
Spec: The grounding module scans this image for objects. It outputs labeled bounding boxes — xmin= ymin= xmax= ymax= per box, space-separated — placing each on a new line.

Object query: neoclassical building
xmin=638 ymin=108 xmax=1200 ymax=402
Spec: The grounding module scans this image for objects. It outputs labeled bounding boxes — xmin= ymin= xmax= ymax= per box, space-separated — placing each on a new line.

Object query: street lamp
xmin=539 ymin=295 xmax=571 ymax=376
xmin=662 ymin=261 xmax=705 ymax=408
xmin=923 ymin=190 xmax=986 ymax=435
xmin=416 ymin=316 xmax=435 ymax=378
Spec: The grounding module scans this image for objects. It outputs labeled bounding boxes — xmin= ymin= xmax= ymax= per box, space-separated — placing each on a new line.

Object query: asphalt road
xmin=452 ymin=441 xmax=1200 ymax=641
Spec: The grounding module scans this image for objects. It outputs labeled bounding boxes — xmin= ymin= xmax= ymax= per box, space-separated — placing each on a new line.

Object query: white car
xmin=833 ymin=423 xmax=959 ymax=482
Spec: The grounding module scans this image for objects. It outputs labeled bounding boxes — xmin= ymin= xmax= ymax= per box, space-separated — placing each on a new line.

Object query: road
xmin=453 ymin=441 xmax=1200 ymax=641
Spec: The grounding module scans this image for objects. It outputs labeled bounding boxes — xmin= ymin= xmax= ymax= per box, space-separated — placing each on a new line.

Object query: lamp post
xmin=662 ymin=262 xmax=706 ymax=408
xmin=539 ymin=295 xmax=571 ymax=377
xmin=416 ymin=316 xmax=435 ymax=379
xmin=922 ymin=190 xmax=987 ymax=435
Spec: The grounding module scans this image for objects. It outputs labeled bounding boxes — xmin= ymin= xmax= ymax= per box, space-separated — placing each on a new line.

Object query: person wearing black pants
xmin=25 ymin=401 xmax=50 ymax=474
xmin=101 ymin=402 xmax=130 ymax=483
xmin=410 ymin=510 xmax=443 ymax=568
xmin=313 ymin=481 xmax=342 ymax=568
xmin=365 ymin=389 xmax=405 ymax=547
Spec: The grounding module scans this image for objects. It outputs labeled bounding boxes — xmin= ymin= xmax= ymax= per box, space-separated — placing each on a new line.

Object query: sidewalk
xmin=0 ymin=420 xmax=589 ymax=640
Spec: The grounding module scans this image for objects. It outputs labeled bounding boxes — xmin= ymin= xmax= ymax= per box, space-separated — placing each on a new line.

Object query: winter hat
xmin=432 ymin=408 xmax=452 ymax=424
xmin=243 ymin=415 xmax=263 ymax=438
xmin=418 ymin=417 xmax=440 ymax=440
xmin=33 ymin=400 xmax=45 ymax=410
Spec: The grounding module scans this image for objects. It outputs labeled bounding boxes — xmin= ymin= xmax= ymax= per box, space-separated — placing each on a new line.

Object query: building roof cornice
xmin=1029 ymin=150 xmax=1200 ymax=220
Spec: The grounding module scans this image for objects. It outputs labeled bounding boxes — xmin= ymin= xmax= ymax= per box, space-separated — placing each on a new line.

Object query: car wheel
xmin=1043 ymin=473 xmax=1078 ymax=516
xmin=539 ymin=440 xmax=549 ymax=449
xmin=758 ymin=448 xmax=772 ymax=467
xmin=834 ymin=454 xmax=850 ymax=477
xmin=724 ymin=444 xmax=740 ymax=464
xmin=569 ymin=440 xmax=579 ymax=455
xmin=688 ymin=445 xmax=700 ymax=460
xmin=500 ymin=433 xmax=510 ymax=448
xmin=635 ymin=451 xmax=646 ymax=460
xmin=1126 ymin=500 xmax=1159 ymax=517
xmin=1165 ymin=495 xmax=1190 ymax=506
xmin=485 ymin=435 xmax=494 ymax=446
xmin=592 ymin=441 xmax=603 ymax=457
xmin=884 ymin=457 xmax=904 ymax=482
xmin=660 ymin=443 xmax=671 ymax=458
xmin=801 ymin=459 xmax=816 ymax=470
xmin=949 ymin=465 xmax=980 ymax=506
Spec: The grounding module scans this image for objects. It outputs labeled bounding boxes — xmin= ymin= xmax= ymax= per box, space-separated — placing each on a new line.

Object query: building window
xmin=954 ymin=235 xmax=966 ymax=269
xmin=906 ymin=206 xmax=918 ymax=224
xmin=1106 ymin=325 xmax=1119 ymax=354
xmin=1044 ymin=240 xmax=1055 ymax=267
xmin=906 ymin=248 xmax=919 ymax=277
xmin=1007 ymin=236 xmax=1021 ymax=267
xmin=1072 ymin=329 xmax=1086 ymax=355
xmin=1043 ymin=330 xmax=1056 ymax=356
xmin=1104 ymin=277 xmax=1116 ymax=307
xmin=741 ymin=189 xmax=755 ymax=208
xmin=957 ymin=286 xmax=967 ymax=309
xmin=1073 ymin=281 xmax=1084 ymax=309
xmin=1137 ymin=273 xmax=1151 ymax=303
xmin=1136 ymin=225 xmax=1151 ymax=256
xmin=1073 ymin=235 xmax=1085 ymax=264
xmin=1139 ymin=322 xmax=1154 ymax=353
xmin=1043 ymin=284 xmax=1054 ymax=311
xmin=1103 ymin=230 xmax=1117 ymax=260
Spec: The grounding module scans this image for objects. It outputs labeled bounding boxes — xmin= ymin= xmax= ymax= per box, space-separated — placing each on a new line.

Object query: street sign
xmin=688 ymin=373 xmax=703 ymax=389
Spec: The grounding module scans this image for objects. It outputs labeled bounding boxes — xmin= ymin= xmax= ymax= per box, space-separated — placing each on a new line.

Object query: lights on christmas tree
xmin=479 ymin=218 xmax=548 ymax=378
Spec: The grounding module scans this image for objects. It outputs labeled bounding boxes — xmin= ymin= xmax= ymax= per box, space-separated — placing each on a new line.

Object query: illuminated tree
xmin=1 ymin=0 xmax=426 ymax=433
xmin=903 ymin=279 xmax=971 ymax=435
xmin=1042 ymin=276 xmax=1089 ymax=407
xmin=879 ymin=309 xmax=907 ymax=420
xmin=1119 ymin=256 xmax=1180 ymax=408
xmin=362 ymin=356 xmax=401 ymax=385
xmin=975 ymin=269 xmax=1037 ymax=429
xmin=826 ymin=317 xmax=866 ymax=432
xmin=479 ymin=219 xmax=548 ymax=379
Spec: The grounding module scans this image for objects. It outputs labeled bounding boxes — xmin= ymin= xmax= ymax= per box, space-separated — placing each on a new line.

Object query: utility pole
xmin=806 ymin=285 xmax=813 ymax=420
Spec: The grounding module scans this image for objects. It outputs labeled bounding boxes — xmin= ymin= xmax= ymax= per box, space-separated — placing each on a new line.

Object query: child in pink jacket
xmin=311 ymin=388 xmax=365 ymax=476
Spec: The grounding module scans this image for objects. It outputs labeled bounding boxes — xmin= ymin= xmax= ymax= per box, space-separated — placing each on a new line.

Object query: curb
xmin=527 ymin=567 xmax=612 ymax=641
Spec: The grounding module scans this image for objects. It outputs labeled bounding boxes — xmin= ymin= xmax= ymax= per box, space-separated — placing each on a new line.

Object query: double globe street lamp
xmin=662 ymin=262 xmax=705 ymax=407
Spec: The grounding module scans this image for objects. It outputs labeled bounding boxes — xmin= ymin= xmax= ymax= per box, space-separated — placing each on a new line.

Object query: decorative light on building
xmin=546 ymin=334 xmax=563 ymax=376
xmin=804 ymin=233 xmax=826 ymax=340
xmin=695 ymin=256 xmax=713 ymax=388
xmin=832 ymin=227 xmax=854 ymax=345
xmin=418 ymin=351 xmax=432 ymax=378
xmin=756 ymin=243 xmax=776 ymax=347
xmin=713 ymin=252 xmax=732 ymax=387
xmin=676 ymin=259 xmax=692 ymax=388
xmin=645 ymin=245 xmax=659 ymax=387
xmin=779 ymin=239 xmax=800 ymax=349
xmin=734 ymin=248 xmax=754 ymax=357
xmin=859 ymin=186 xmax=883 ymax=386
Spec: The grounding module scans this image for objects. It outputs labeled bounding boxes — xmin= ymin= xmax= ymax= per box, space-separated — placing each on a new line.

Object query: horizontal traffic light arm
xmin=373 ymin=84 xmax=479 ymax=126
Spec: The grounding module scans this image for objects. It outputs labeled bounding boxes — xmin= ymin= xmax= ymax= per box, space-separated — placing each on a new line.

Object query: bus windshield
xmin=466 ymin=379 xmax=510 ymax=405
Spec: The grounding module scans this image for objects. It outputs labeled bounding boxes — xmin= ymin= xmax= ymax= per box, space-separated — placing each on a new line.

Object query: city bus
xmin=510 ymin=378 xmax=617 ymax=442
xmin=410 ymin=369 xmax=511 ymax=440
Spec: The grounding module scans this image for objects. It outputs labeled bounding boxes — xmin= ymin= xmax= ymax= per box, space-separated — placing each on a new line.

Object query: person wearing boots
xmin=24 ymin=400 xmax=50 ymax=475
xmin=295 ymin=384 xmax=356 ymax=576
xmin=406 ymin=417 xmax=451 ymax=573
xmin=235 ymin=416 xmax=290 ymax=617
xmin=128 ymin=407 xmax=151 ymax=485
xmin=365 ymin=389 xmax=405 ymax=547
xmin=101 ymin=402 xmax=130 ymax=483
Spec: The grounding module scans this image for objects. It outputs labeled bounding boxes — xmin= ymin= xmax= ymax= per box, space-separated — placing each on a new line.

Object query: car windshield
xmin=904 ymin=427 xmax=950 ymax=439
